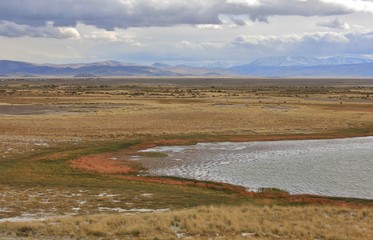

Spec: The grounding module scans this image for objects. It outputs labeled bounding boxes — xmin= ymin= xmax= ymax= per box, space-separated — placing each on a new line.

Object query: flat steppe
xmin=0 ymin=77 xmax=372 ymax=239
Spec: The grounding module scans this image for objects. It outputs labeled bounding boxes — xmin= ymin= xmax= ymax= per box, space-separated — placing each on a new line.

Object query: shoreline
xmin=70 ymin=131 xmax=373 ymax=207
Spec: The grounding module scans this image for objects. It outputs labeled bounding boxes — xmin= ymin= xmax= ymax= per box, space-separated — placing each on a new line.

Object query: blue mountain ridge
xmin=1 ymin=56 xmax=373 ymax=77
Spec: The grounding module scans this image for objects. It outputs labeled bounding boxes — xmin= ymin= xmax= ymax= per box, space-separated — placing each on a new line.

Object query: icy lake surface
xmin=140 ymin=137 xmax=373 ymax=199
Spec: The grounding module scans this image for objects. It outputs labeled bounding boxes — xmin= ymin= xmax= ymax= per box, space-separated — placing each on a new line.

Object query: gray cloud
xmin=0 ymin=0 xmax=371 ymax=32
xmin=1 ymin=0 xmax=372 ymax=64
xmin=0 ymin=21 xmax=80 ymax=39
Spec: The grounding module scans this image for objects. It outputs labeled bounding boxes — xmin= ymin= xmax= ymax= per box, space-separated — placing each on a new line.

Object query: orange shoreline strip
xmin=71 ymin=153 xmax=135 ymax=174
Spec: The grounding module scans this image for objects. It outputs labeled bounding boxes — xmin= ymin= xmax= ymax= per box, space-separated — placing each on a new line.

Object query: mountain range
xmin=1 ymin=56 xmax=373 ymax=78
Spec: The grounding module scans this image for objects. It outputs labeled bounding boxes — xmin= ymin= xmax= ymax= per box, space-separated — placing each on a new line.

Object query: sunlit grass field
xmin=0 ymin=78 xmax=372 ymax=239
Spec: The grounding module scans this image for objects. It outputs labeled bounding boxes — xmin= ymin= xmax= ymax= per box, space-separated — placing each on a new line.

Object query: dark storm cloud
xmin=0 ymin=0 xmax=367 ymax=31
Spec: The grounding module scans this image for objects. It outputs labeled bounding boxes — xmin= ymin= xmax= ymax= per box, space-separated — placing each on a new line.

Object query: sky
xmin=0 ymin=0 xmax=373 ymax=66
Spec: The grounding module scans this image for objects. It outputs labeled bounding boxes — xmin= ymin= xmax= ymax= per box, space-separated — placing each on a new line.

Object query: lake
xmin=139 ymin=137 xmax=373 ymax=199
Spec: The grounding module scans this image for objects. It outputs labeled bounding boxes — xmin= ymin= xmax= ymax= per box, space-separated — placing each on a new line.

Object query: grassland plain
xmin=1 ymin=205 xmax=372 ymax=239
xmin=0 ymin=78 xmax=372 ymax=239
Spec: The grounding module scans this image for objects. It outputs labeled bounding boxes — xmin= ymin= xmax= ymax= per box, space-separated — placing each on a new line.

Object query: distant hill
xmin=247 ymin=56 xmax=373 ymax=67
xmin=230 ymin=56 xmax=373 ymax=77
xmin=0 ymin=60 xmax=179 ymax=77
xmin=74 ymin=73 xmax=99 ymax=78
xmin=231 ymin=62 xmax=373 ymax=77
xmin=1 ymin=57 xmax=373 ymax=77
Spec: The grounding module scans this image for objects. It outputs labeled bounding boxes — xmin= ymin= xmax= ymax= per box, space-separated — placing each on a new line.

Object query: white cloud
xmin=226 ymin=0 xmax=261 ymax=6
xmin=196 ymin=24 xmax=223 ymax=29
xmin=178 ymin=40 xmax=201 ymax=49
xmin=83 ymin=30 xmax=140 ymax=45
xmin=0 ymin=21 xmax=80 ymax=39
xmin=303 ymin=32 xmax=350 ymax=43
xmin=320 ymin=0 xmax=373 ymax=14
xmin=177 ymin=40 xmax=222 ymax=50
xmin=317 ymin=18 xmax=351 ymax=30
xmin=232 ymin=31 xmax=350 ymax=47
xmin=58 ymin=27 xmax=81 ymax=39
xmin=230 ymin=31 xmax=373 ymax=57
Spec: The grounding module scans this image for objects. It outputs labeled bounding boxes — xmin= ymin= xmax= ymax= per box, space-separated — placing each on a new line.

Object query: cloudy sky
xmin=1 ymin=0 xmax=373 ymax=65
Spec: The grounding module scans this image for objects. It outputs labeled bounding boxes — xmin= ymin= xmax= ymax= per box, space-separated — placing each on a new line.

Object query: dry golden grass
xmin=0 ymin=81 xmax=372 ymax=239
xmin=0 ymin=84 xmax=372 ymax=143
xmin=0 ymin=204 xmax=371 ymax=239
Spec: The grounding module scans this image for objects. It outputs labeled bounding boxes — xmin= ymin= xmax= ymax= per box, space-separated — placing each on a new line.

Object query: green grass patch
xmin=0 ymin=139 xmax=250 ymax=210
xmin=258 ymin=188 xmax=289 ymax=194
xmin=139 ymin=151 xmax=168 ymax=158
